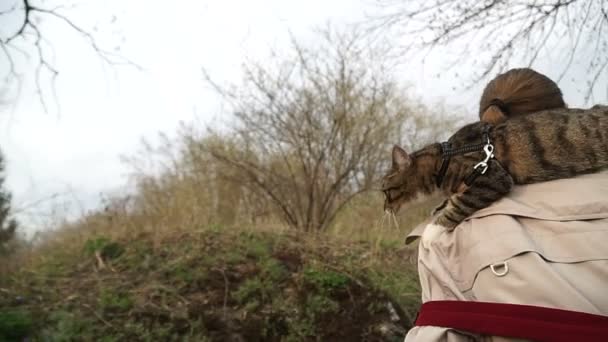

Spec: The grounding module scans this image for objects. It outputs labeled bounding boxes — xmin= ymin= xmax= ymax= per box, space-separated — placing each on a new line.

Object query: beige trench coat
xmin=404 ymin=171 xmax=608 ymax=342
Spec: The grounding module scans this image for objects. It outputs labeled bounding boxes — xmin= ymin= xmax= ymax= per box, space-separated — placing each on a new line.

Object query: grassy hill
xmin=0 ymin=224 xmax=421 ymax=341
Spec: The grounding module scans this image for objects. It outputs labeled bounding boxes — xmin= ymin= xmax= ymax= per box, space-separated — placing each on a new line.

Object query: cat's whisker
xmin=376 ymin=211 xmax=387 ymax=230
xmin=390 ymin=211 xmax=399 ymax=229
xmin=380 ymin=210 xmax=388 ymax=229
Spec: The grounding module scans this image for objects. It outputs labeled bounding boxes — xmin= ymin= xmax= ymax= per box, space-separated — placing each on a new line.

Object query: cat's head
xmin=381 ymin=145 xmax=419 ymax=213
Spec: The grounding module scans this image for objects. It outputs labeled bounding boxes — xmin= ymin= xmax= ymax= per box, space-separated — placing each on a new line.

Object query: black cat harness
xmin=435 ymin=125 xmax=495 ymax=188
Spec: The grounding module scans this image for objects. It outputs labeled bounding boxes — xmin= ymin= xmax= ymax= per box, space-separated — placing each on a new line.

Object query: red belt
xmin=415 ymin=301 xmax=608 ymax=342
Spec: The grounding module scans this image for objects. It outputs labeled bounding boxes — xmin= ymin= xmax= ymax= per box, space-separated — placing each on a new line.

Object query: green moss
xmin=305 ymin=294 xmax=340 ymax=318
xmin=166 ymin=264 xmax=195 ymax=283
xmin=38 ymin=310 xmax=98 ymax=341
xmin=239 ymin=233 xmax=273 ymax=259
xmin=223 ymin=250 xmax=246 ymax=264
xmin=260 ymin=258 xmax=287 ymax=282
xmin=234 ymin=277 xmax=266 ymax=305
xmin=0 ymin=309 xmax=33 ymax=341
xmin=302 ymin=266 xmax=349 ymax=292
xmin=84 ymin=236 xmax=124 ymax=260
xmin=99 ymin=290 xmax=133 ymax=313
xmin=284 ymin=317 xmax=316 ymax=341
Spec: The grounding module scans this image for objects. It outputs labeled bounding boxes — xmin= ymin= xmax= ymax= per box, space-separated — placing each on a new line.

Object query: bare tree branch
xmin=367 ymin=0 xmax=608 ymax=102
xmin=0 ymin=0 xmax=141 ymax=113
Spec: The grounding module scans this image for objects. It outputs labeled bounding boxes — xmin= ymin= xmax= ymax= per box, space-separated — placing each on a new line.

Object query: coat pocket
xmin=459 ymin=216 xmax=608 ymax=314
xmin=468 ymin=250 xmax=608 ymax=315
xmin=443 ymin=214 xmax=608 ymax=294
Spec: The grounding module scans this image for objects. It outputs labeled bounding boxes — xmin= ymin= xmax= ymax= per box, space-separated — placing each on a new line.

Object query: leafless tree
xmin=368 ymin=0 xmax=608 ymax=102
xmin=0 ymin=0 xmax=138 ymax=112
xmin=202 ymin=29 xmax=460 ymax=232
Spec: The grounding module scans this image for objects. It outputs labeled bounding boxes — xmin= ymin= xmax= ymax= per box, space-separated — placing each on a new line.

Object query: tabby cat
xmin=382 ymin=69 xmax=607 ymax=236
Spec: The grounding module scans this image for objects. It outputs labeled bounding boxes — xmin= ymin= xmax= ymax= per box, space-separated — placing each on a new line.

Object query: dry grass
xmin=0 ymin=204 xmax=425 ymax=340
xmin=0 ymin=150 xmax=435 ymax=340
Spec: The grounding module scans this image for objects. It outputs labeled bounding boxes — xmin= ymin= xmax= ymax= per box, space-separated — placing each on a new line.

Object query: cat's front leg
xmin=432 ymin=196 xmax=468 ymax=230
xmin=423 ymin=161 xmax=513 ymax=247
xmin=421 ymin=199 xmax=449 ymax=248
xmin=421 ymin=202 xmax=458 ymax=249
xmin=422 ymin=195 xmax=484 ymax=249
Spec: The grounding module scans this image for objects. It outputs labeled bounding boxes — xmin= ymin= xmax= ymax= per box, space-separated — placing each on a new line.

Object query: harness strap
xmin=435 ymin=125 xmax=492 ymax=188
xmin=415 ymin=300 xmax=608 ymax=342
xmin=435 ymin=142 xmax=452 ymax=187
xmin=463 ymin=167 xmax=484 ymax=186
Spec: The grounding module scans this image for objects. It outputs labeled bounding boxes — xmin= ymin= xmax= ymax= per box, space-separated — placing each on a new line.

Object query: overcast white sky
xmin=1 ymin=0 xmax=606 ymax=235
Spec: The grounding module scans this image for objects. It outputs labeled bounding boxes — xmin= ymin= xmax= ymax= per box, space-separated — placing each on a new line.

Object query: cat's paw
xmin=421 ymin=223 xmax=447 ymax=249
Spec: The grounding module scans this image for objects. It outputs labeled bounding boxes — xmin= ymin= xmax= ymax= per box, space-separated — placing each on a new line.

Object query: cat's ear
xmin=481 ymin=105 xmax=508 ymax=124
xmin=392 ymin=145 xmax=411 ymax=170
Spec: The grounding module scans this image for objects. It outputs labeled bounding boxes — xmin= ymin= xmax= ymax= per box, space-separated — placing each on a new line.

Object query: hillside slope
xmin=0 ymin=227 xmax=420 ymax=341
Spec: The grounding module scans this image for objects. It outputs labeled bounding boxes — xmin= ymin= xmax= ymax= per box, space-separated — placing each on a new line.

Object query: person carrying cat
xmin=393 ymin=69 xmax=608 ymax=341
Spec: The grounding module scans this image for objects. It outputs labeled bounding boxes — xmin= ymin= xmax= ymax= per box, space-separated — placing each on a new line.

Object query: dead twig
xmin=212 ymin=267 xmax=229 ymax=320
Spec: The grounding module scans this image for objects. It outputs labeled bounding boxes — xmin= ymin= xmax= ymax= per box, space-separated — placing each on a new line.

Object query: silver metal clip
xmin=473 ymin=144 xmax=494 ymax=174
